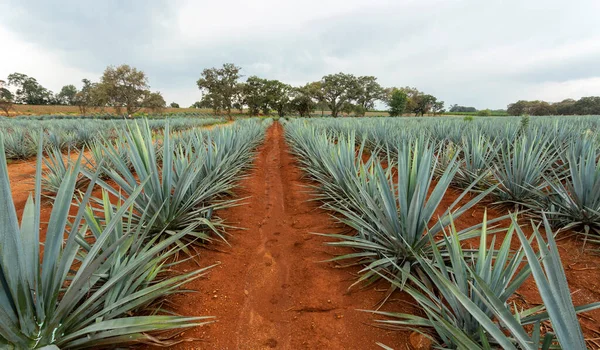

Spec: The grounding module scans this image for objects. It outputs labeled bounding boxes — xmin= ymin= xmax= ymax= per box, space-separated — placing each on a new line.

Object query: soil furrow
xmin=166 ymin=122 xmax=408 ymax=349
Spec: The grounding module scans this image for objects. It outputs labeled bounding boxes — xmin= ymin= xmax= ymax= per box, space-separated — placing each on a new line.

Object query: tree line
xmin=507 ymin=97 xmax=600 ymax=116
xmin=0 ymin=65 xmax=167 ymax=116
xmin=193 ymin=63 xmax=445 ymax=118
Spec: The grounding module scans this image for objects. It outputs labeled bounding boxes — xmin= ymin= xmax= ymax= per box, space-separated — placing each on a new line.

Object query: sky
xmin=1 ymin=0 xmax=600 ymax=110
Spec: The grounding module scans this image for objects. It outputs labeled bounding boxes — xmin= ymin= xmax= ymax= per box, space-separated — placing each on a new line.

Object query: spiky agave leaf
xmin=375 ymin=214 xmax=600 ymax=350
xmin=372 ymin=212 xmax=531 ymax=348
xmin=0 ymin=132 xmax=214 ymax=349
xmin=85 ymin=119 xmax=263 ymax=248
xmin=542 ymin=137 xmax=600 ymax=239
xmin=42 ymin=145 xmax=88 ymax=194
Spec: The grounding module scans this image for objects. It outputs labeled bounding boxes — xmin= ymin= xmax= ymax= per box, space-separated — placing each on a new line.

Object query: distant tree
xmin=96 ymin=65 xmax=151 ymax=115
xmin=232 ymin=82 xmax=245 ymax=113
xmin=554 ymin=99 xmax=576 ymax=115
xmin=432 ymin=100 xmax=445 ymax=115
xmin=264 ymin=80 xmax=292 ymax=117
xmin=243 ymin=76 xmax=267 ymax=116
xmin=57 ymin=84 xmax=78 ymax=105
xmin=145 ymin=92 xmax=166 ymax=113
xmin=507 ymin=100 xmax=528 ymax=116
xmin=73 ymin=79 xmax=96 ymax=115
xmin=477 ymin=109 xmax=492 ymax=116
xmin=196 ymin=63 xmax=242 ymax=119
xmin=386 ymin=88 xmax=408 ymax=117
xmin=307 ymin=81 xmax=326 ymax=116
xmin=412 ymin=94 xmax=437 ymax=116
xmin=170 ymin=102 xmax=180 ymax=108
xmin=354 ymin=76 xmax=385 ymax=115
xmin=289 ymin=84 xmax=317 ymax=117
xmin=0 ymin=80 xmax=14 ymax=117
xmin=320 ymin=73 xmax=358 ymax=117
xmin=572 ymin=96 xmax=600 ymax=115
xmin=7 ymin=73 xmax=52 ymax=104
xmin=449 ymin=104 xmax=477 ymax=113
xmin=190 ymin=101 xmax=203 ymax=108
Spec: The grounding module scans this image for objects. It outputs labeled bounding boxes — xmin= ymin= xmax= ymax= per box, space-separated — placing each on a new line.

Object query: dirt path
xmin=167 ymin=122 xmax=408 ymax=349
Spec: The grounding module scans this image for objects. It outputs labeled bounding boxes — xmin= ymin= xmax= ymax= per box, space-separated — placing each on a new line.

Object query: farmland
xmin=1 ymin=114 xmax=600 ymax=349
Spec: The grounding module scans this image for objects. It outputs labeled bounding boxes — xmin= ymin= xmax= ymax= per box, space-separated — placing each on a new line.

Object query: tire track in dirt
xmin=166 ymin=122 xmax=408 ymax=350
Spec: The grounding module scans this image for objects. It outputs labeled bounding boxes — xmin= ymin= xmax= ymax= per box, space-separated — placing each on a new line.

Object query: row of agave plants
xmin=301 ymin=116 xmax=600 ymax=242
xmin=0 ymin=117 xmax=224 ymax=160
xmin=283 ymin=118 xmax=600 ymax=349
xmin=0 ymin=118 xmax=271 ymax=349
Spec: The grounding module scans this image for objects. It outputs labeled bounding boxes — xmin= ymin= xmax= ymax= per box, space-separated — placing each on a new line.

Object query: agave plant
xmin=543 ymin=137 xmax=600 ymax=238
xmin=491 ymin=132 xmax=558 ymax=207
xmin=42 ymin=145 xmax=87 ymax=194
xmin=0 ymin=135 xmax=213 ymax=349
xmin=454 ymin=133 xmax=497 ymax=190
xmin=2 ymin=127 xmax=37 ymax=159
xmin=373 ymin=213 xmax=531 ymax=348
xmin=284 ymin=124 xmax=500 ymax=288
xmin=375 ymin=215 xmax=600 ymax=349
xmin=86 ymin=119 xmax=263 ymax=248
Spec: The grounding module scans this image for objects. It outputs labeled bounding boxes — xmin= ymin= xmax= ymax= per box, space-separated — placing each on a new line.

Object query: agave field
xmin=2 ymin=114 xmax=600 ymax=349
xmin=283 ymin=115 xmax=600 ymax=349
xmin=0 ymin=116 xmax=271 ymax=348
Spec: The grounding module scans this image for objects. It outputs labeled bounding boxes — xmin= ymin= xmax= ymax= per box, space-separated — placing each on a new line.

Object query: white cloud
xmin=2 ymin=0 xmax=600 ymax=109
xmin=0 ymin=26 xmax=97 ymax=92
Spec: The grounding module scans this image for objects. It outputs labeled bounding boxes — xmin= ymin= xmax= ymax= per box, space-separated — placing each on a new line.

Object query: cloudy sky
xmin=1 ymin=0 xmax=599 ymax=109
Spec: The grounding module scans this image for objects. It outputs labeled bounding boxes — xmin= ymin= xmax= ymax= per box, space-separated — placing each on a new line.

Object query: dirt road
xmin=167 ymin=122 xmax=408 ymax=349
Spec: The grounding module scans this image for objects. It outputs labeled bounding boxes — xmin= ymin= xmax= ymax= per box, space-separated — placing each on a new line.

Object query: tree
xmin=7 ymin=73 xmax=52 ymax=105
xmin=306 ymin=81 xmax=325 ymax=116
xmin=386 ymin=88 xmax=408 ymax=117
xmin=412 ymin=94 xmax=437 ymax=116
xmin=190 ymin=101 xmax=202 ymax=108
xmin=145 ymin=92 xmax=166 ymax=113
xmin=320 ymin=73 xmax=359 ymax=117
xmin=289 ymin=84 xmax=317 ymax=117
xmin=57 ymin=85 xmax=78 ymax=105
xmin=73 ymin=79 xmax=96 ymax=115
xmin=0 ymin=80 xmax=14 ymax=117
xmin=432 ymin=100 xmax=445 ymax=115
xmin=449 ymin=104 xmax=477 ymax=113
xmin=170 ymin=102 xmax=180 ymax=108
xmin=243 ymin=76 xmax=267 ymax=116
xmin=96 ymin=65 xmax=151 ymax=115
xmin=477 ymin=109 xmax=492 ymax=116
xmin=264 ymin=80 xmax=292 ymax=117
xmin=196 ymin=63 xmax=242 ymax=119
xmin=354 ymin=76 xmax=385 ymax=114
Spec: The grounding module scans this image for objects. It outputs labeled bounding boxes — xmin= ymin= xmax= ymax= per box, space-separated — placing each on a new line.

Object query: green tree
xmin=73 ymin=79 xmax=97 ymax=115
xmin=145 ymin=92 xmax=166 ymax=113
xmin=354 ymin=76 xmax=385 ymax=115
xmin=432 ymin=100 xmax=445 ymax=115
xmin=96 ymin=65 xmax=151 ymax=115
xmin=289 ymin=84 xmax=317 ymax=117
xmin=387 ymin=88 xmax=408 ymax=117
xmin=320 ymin=73 xmax=358 ymax=117
xmin=243 ymin=76 xmax=267 ymax=116
xmin=0 ymin=80 xmax=14 ymax=116
xmin=264 ymin=80 xmax=292 ymax=117
xmin=56 ymin=85 xmax=78 ymax=105
xmin=196 ymin=63 xmax=242 ymax=119
xmin=170 ymin=102 xmax=180 ymax=108
xmin=7 ymin=73 xmax=52 ymax=104
xmin=477 ymin=109 xmax=492 ymax=116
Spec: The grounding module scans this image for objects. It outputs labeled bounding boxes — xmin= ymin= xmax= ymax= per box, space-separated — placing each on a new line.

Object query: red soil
xmin=160 ymin=123 xmax=410 ymax=349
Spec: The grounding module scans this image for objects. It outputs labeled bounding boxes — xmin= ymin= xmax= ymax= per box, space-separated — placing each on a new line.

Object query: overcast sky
xmin=1 ymin=0 xmax=599 ymax=109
